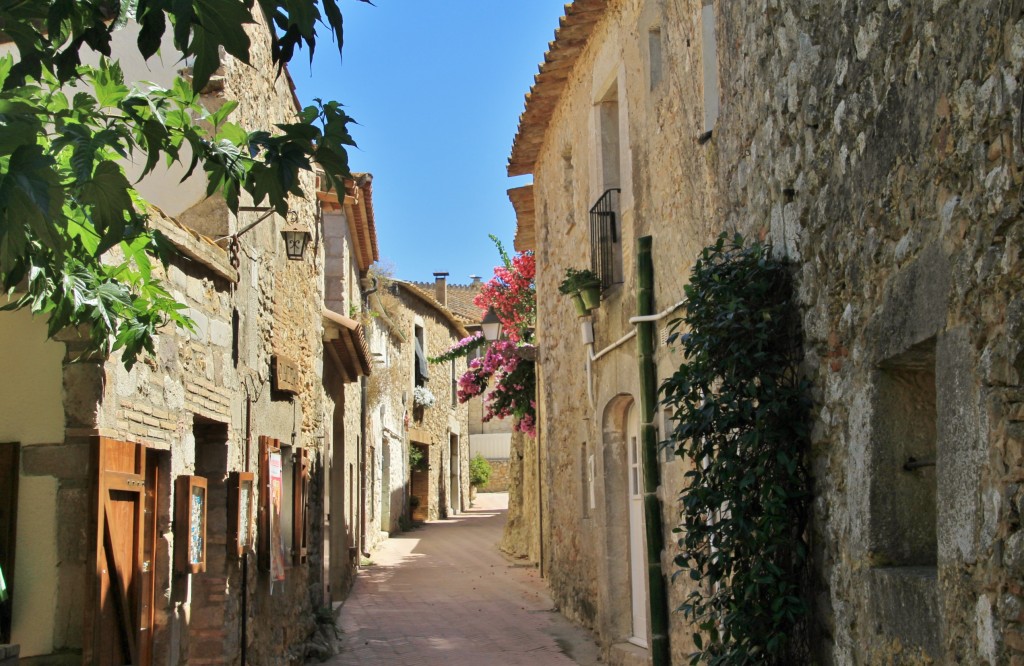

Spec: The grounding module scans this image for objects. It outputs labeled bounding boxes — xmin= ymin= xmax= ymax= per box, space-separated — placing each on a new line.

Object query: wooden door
xmin=410 ymin=444 xmax=428 ymax=521
xmin=85 ymin=438 xmax=157 ymax=666
xmin=0 ymin=442 xmax=18 ymax=644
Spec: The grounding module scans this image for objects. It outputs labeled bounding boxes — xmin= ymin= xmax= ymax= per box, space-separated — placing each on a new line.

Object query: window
xmin=414 ymin=325 xmax=429 ymax=387
xmin=648 ymin=27 xmax=663 ymax=90
xmin=258 ymin=436 xmax=305 ymax=576
xmin=451 ymin=360 xmax=458 ymax=409
xmin=591 ymin=82 xmax=624 ymax=289
xmin=871 ymin=339 xmax=937 ymax=567
xmin=580 ymin=442 xmax=590 ymax=520
xmin=562 ymin=149 xmax=576 ymax=231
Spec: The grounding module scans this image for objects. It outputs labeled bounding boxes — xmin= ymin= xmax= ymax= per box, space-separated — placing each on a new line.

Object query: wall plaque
xmin=272 ymin=355 xmax=301 ymax=394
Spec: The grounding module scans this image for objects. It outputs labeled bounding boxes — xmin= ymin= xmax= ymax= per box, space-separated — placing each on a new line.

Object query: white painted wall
xmin=469 ymin=433 xmax=512 ymax=460
xmin=10 ymin=476 xmax=59 ymax=657
xmin=0 ymin=310 xmax=64 ymax=444
xmin=0 ymin=311 xmax=65 ymax=655
xmin=0 ymin=21 xmax=211 ymax=219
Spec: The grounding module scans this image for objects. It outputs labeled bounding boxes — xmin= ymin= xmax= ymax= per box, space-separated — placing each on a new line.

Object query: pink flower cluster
xmin=455 ymin=340 xmax=536 ymax=437
xmin=431 ymin=332 xmax=486 ymax=364
xmin=474 ymin=251 xmax=535 ymax=343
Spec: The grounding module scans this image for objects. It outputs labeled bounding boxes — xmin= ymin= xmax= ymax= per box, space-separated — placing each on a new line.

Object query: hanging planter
xmin=579 ymin=282 xmax=601 ymax=309
xmin=559 ymin=267 xmax=602 ymax=315
xmin=413 ymin=386 xmax=436 ymax=409
xmin=570 ymin=292 xmax=589 ymax=316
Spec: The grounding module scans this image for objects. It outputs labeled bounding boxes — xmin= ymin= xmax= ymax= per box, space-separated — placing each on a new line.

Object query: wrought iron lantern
xmin=281 ymin=211 xmax=311 ymax=261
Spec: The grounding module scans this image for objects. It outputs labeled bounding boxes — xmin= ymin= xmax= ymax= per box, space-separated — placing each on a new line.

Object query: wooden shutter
xmin=85 ymin=438 xmax=156 ymax=666
xmin=257 ymin=436 xmax=272 ymax=572
xmin=292 ymin=448 xmax=309 ymax=566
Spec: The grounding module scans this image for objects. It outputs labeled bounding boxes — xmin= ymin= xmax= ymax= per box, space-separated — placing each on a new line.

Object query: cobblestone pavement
xmin=328 ymin=492 xmax=601 ymax=666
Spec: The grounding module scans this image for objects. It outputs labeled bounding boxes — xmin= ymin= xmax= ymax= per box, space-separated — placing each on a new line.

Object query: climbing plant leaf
xmin=660 ymin=233 xmax=812 ymax=665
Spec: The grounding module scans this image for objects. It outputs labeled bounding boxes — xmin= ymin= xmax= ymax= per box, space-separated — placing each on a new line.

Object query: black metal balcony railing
xmin=589 ymin=188 xmax=621 ymax=290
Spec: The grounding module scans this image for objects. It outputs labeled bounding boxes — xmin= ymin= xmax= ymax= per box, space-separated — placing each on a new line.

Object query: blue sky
xmin=292 ymin=2 xmax=566 ymax=286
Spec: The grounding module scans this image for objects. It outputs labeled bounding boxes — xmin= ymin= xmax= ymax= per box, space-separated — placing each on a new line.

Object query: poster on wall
xmin=268 ymin=451 xmax=286 ymax=581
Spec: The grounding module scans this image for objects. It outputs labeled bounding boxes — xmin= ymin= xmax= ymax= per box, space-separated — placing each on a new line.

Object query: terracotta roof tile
xmin=507 ymin=1 xmax=609 ymax=177
xmin=394 ymin=281 xmax=471 ymax=338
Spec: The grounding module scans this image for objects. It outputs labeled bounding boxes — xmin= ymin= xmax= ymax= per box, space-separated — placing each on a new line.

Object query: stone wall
xmin=2 ymin=9 xmax=338 ymax=664
xmin=518 ymin=0 xmax=1024 ymax=663
xmin=478 ymin=458 xmax=510 ymax=492
xmin=391 ymin=283 xmax=472 ymax=523
xmin=711 ymin=2 xmax=1024 ymax=663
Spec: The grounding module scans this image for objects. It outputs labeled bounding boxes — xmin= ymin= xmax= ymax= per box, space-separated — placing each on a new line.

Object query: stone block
xmin=0 ymin=644 xmax=20 ymax=662
xmin=210 ymin=319 xmax=232 ymax=349
xmin=869 ymin=567 xmax=940 ymax=659
xmin=21 ymin=442 xmax=90 ymax=479
xmin=56 ymin=486 xmax=90 ymax=561
xmin=62 ymin=362 xmax=104 ymax=428
xmin=867 ymin=243 xmax=950 ymax=364
xmin=937 ymin=327 xmax=985 ymax=565
xmin=52 ymin=562 xmax=86 ymax=649
xmin=188 ymin=308 xmax=210 ymax=344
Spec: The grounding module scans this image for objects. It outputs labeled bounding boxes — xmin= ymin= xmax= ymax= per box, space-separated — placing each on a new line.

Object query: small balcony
xmin=589 ymin=188 xmax=623 ymax=291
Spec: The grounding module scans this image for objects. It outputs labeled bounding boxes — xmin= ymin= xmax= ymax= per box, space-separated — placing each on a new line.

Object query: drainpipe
xmin=579 ymin=244 xmax=685 ymax=659
xmin=638 ymin=235 xmax=671 ymax=659
xmin=636 ymin=236 xmax=671 ymax=666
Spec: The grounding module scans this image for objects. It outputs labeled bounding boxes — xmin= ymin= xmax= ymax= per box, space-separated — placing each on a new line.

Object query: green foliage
xmin=557 ymin=267 xmax=600 ymax=295
xmin=469 ymin=453 xmax=492 ymax=487
xmin=660 ymin=233 xmax=811 ymax=665
xmin=409 ymin=445 xmax=426 ymax=472
xmin=0 ymin=0 xmax=365 ymax=368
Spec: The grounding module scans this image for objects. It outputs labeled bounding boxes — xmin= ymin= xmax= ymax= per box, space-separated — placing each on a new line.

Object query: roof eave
xmin=507 ymin=0 xmax=609 ymax=177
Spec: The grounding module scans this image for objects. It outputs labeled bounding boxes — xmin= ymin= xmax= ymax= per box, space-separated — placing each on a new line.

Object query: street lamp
xmin=281 ymin=211 xmax=312 ymax=261
xmin=481 ymin=306 xmax=503 ymax=342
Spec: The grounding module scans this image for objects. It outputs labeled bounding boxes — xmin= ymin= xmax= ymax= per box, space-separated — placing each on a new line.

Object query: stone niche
xmin=868 ymin=338 xmax=939 ymax=659
xmin=870 ymin=339 xmax=938 ymax=568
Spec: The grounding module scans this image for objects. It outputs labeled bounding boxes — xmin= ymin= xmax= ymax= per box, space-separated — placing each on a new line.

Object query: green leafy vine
xmin=660 ymin=233 xmax=811 ymax=665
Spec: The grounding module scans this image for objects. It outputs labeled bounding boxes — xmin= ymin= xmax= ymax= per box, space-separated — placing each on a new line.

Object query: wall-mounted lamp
xmin=481 ymin=306 xmax=503 ymax=342
xmin=281 ymin=211 xmax=311 ymax=261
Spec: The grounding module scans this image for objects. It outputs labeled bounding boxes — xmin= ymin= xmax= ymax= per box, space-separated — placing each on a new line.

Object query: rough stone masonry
xmin=510 ymin=0 xmax=1024 ymax=663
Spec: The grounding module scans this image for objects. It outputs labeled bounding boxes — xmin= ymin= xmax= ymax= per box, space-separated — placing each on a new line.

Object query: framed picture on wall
xmin=228 ymin=471 xmax=255 ymax=557
xmin=174 ymin=475 xmax=208 ymax=574
xmin=258 ymin=436 xmax=286 ymax=581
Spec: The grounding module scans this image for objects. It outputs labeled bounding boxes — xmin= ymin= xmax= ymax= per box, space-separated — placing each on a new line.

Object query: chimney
xmin=469 ymin=275 xmax=482 ymax=287
xmin=433 ymin=272 xmax=449 ymax=306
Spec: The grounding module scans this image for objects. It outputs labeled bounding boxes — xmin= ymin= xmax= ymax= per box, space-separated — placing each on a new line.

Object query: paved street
xmin=329 ymin=492 xmax=601 ymax=666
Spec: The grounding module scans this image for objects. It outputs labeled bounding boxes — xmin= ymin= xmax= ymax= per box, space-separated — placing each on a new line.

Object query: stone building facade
xmin=363 ymin=277 xmax=472 ymax=526
xmin=0 ymin=12 xmax=371 ymax=666
xmin=320 ymin=173 xmax=376 ymax=605
xmin=508 ymin=0 xmax=1024 ymax=664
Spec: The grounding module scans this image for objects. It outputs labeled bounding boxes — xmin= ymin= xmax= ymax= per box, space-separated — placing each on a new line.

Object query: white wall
xmin=470 ymin=433 xmax=512 ymax=460
xmin=0 ymin=310 xmax=64 ymax=444
xmin=0 ymin=21 xmax=212 ymax=219
xmin=9 ymin=476 xmax=59 ymax=657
